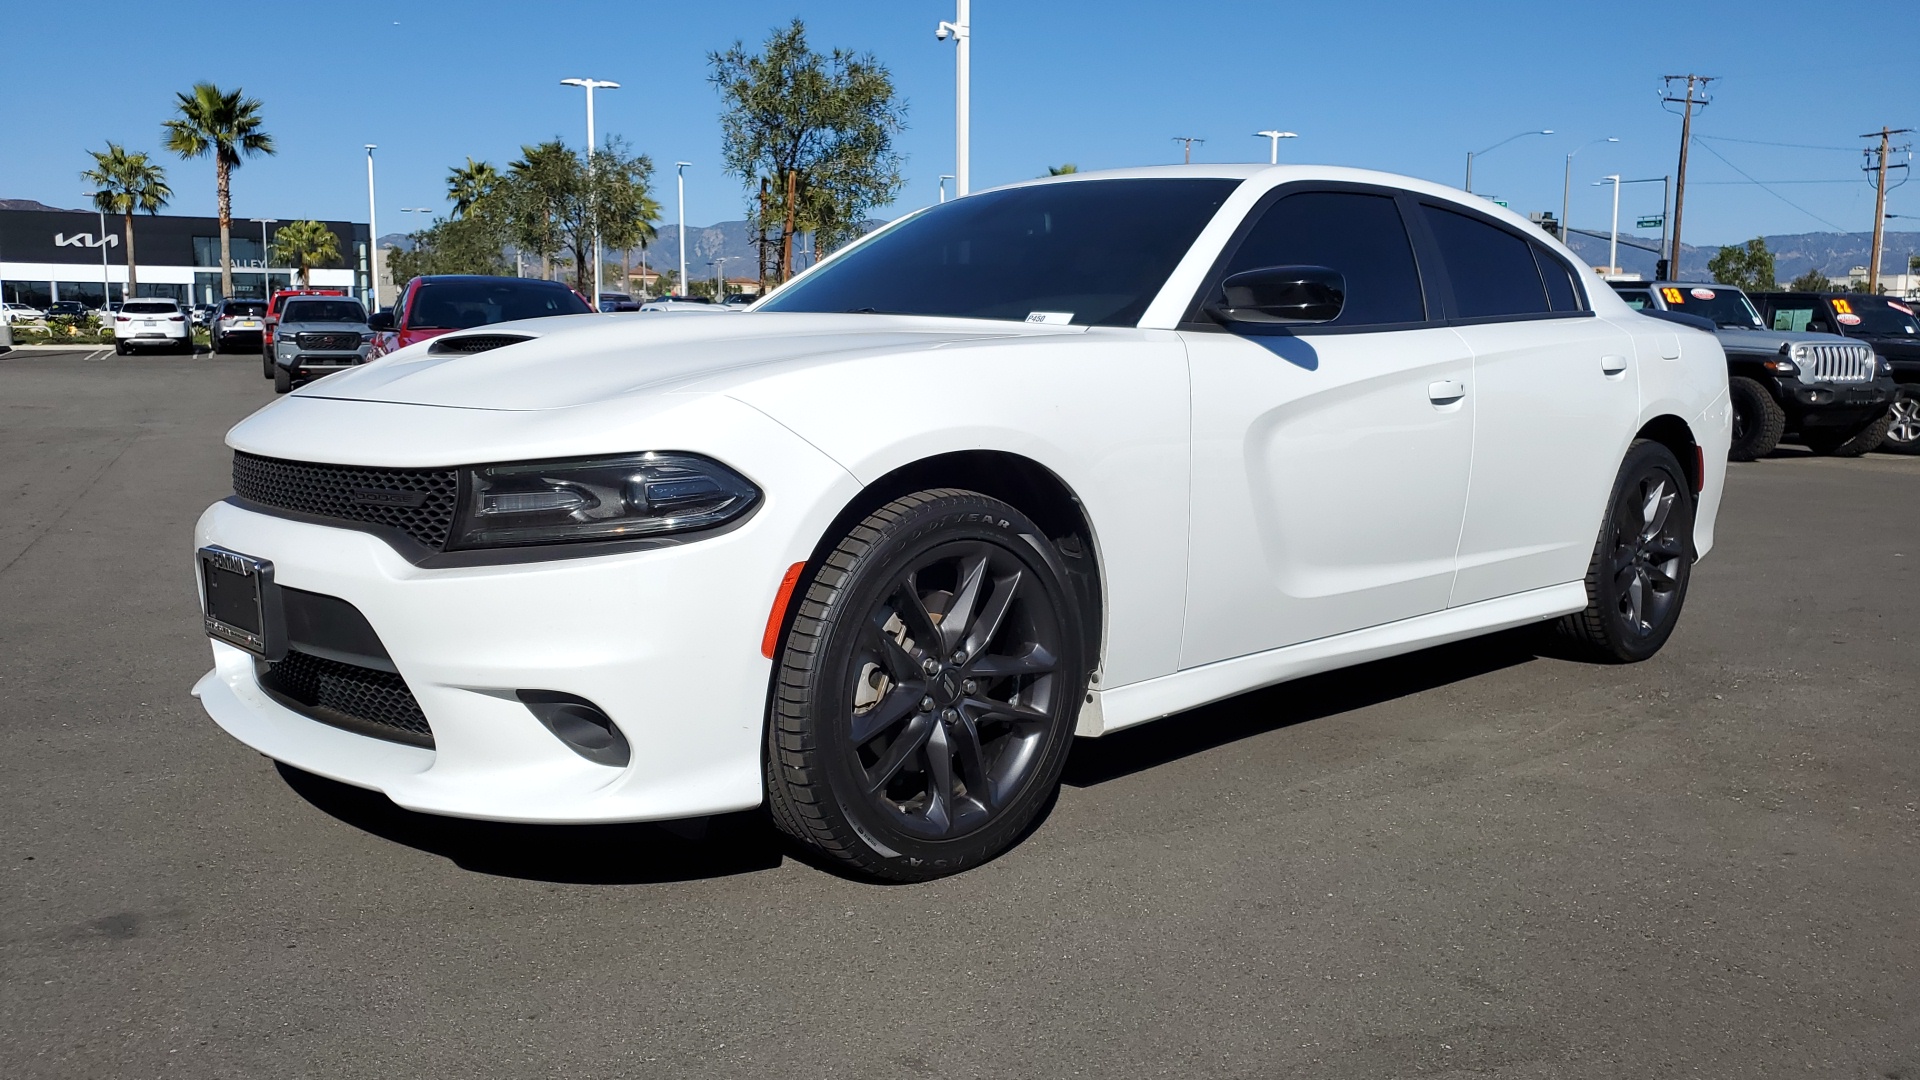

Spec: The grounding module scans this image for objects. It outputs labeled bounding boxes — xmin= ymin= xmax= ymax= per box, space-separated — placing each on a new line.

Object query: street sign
xmin=1493 ymin=199 xmax=1509 ymax=208
xmin=1636 ymin=216 xmax=1664 ymax=229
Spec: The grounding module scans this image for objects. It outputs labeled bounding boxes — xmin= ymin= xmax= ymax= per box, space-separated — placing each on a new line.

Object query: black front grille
xmin=233 ymin=452 xmax=459 ymax=550
xmin=258 ymin=649 xmax=434 ymax=748
xmin=295 ymin=331 xmax=363 ymax=351
xmin=428 ymin=333 xmax=532 ymax=355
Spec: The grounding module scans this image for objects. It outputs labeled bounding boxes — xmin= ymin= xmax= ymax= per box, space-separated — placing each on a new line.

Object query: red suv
xmin=368 ymin=276 xmax=593 ymax=357
xmin=261 ymin=288 xmax=345 ymax=375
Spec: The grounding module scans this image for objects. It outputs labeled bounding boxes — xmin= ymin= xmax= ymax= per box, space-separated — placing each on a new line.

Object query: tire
xmin=1557 ymin=440 xmax=1695 ymax=664
xmin=1802 ymin=411 xmax=1890 ymax=457
xmin=765 ymin=489 xmax=1087 ymax=882
xmin=263 ymin=352 xmax=275 ymax=378
xmin=1726 ymin=376 xmax=1785 ymax=461
xmin=211 ymin=333 xmax=225 ymax=355
xmin=273 ymin=365 xmax=293 ymax=394
xmin=114 ymin=342 xmax=128 ymax=356
xmin=1881 ymin=388 xmax=1920 ymax=455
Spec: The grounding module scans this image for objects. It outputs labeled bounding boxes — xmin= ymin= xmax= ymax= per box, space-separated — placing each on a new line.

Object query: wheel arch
xmin=1635 ymin=413 xmax=1701 ymax=495
xmin=781 ymin=450 xmax=1108 ymax=687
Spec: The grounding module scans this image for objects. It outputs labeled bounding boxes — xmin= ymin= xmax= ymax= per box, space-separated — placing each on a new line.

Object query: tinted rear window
xmin=123 ymin=301 xmax=176 ymax=314
xmin=407 ymin=280 xmax=591 ymax=329
xmin=1421 ymin=205 xmax=1550 ymax=318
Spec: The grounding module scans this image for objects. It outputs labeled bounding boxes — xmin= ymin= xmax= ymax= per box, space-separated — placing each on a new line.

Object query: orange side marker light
xmin=761 ymin=562 xmax=807 ymax=659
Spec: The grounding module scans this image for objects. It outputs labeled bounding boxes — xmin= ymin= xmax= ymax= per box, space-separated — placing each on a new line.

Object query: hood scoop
xmin=429 ymin=333 xmax=535 ymax=355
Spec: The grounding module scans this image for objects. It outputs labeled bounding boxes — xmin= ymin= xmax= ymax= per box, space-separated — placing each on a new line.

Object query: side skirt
xmin=1077 ymin=582 xmax=1586 ymax=737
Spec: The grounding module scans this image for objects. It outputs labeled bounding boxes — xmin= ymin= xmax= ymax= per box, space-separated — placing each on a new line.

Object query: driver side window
xmin=1222 ymin=191 xmax=1427 ymax=327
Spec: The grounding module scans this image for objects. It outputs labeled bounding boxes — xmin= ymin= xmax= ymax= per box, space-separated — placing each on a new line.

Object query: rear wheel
xmin=1881 ymin=388 xmax=1920 ymax=455
xmin=1802 ymin=411 xmax=1890 ymax=457
xmin=1557 ymin=440 xmax=1695 ymax=663
xmin=1727 ymin=376 xmax=1784 ymax=461
xmin=765 ymin=489 xmax=1086 ymax=882
xmin=113 ymin=341 xmax=128 ymax=356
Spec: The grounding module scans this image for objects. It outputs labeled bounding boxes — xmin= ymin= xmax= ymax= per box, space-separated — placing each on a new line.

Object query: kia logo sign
xmin=54 ymin=232 xmax=118 ymax=249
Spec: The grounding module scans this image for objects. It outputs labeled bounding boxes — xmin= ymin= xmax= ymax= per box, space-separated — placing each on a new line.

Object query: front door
xmin=1179 ymin=188 xmax=1474 ymax=669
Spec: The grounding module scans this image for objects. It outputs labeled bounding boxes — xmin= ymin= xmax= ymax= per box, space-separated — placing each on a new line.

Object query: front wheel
xmin=1727 ymin=376 xmax=1784 ymax=461
xmin=764 ymin=489 xmax=1087 ymax=882
xmin=1557 ymin=440 xmax=1695 ymax=663
xmin=272 ymin=365 xmax=293 ymax=394
xmin=1881 ymin=389 xmax=1920 ymax=455
xmin=1802 ymin=411 xmax=1890 ymax=457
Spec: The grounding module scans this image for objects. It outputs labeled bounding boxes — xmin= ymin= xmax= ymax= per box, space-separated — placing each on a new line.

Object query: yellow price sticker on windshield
xmin=1661 ymin=287 xmax=1685 ymax=304
xmin=1832 ymin=298 xmax=1853 ymax=315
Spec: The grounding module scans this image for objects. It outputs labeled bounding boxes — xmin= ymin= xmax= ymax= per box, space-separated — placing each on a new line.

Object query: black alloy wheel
xmin=765 ymin=489 xmax=1086 ymax=882
xmin=1882 ymin=388 xmax=1920 ymax=455
xmin=1559 ymin=440 xmax=1695 ymax=663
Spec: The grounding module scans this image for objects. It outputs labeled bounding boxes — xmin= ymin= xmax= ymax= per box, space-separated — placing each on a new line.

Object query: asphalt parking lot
xmin=2 ymin=348 xmax=1917 ymax=1079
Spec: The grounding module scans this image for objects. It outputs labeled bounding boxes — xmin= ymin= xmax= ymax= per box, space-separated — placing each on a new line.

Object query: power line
xmin=1690 ymin=138 xmax=1850 ymax=232
xmin=1694 ymin=134 xmax=1862 ymax=153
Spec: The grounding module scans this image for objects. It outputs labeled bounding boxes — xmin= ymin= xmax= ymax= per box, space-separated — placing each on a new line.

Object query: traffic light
xmin=1654 ymin=259 xmax=1671 ymax=281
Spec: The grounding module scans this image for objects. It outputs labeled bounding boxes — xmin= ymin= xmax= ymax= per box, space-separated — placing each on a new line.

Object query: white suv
xmin=113 ymin=299 xmax=193 ymax=354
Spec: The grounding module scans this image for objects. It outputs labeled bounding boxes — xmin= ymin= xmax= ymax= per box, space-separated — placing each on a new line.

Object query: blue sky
xmin=5 ymin=0 xmax=1911 ymax=246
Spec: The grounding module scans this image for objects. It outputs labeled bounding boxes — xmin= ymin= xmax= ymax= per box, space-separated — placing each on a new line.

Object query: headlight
xmin=360 ymin=332 xmax=376 ymax=343
xmin=449 ymin=452 xmax=759 ymax=549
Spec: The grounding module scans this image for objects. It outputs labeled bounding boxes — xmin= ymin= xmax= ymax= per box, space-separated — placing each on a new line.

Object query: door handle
xmin=1601 ymin=354 xmax=1629 ymax=376
xmin=1428 ymin=379 xmax=1466 ymax=406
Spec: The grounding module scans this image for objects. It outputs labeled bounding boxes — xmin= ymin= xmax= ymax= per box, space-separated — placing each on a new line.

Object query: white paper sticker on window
xmin=1025 ymin=311 xmax=1074 ymax=325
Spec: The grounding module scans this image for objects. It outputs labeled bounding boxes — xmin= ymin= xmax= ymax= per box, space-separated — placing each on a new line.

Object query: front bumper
xmin=1776 ymin=375 xmax=1896 ymax=425
xmin=191 ymin=395 xmax=861 ymax=823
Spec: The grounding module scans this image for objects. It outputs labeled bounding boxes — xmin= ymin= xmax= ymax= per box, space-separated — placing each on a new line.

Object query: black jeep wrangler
xmin=1750 ymin=290 xmax=1920 ymax=455
xmin=1612 ymin=282 xmax=1896 ymax=460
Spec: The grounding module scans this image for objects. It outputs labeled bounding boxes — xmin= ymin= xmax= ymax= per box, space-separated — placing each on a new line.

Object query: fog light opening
xmin=517 ymin=691 xmax=631 ymax=768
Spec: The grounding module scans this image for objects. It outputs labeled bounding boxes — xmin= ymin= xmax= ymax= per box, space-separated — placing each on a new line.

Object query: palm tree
xmin=447 ymin=158 xmax=500 ymax=218
xmin=1046 ymin=163 xmax=1079 ymax=176
xmin=163 ymin=83 xmax=274 ymax=298
xmin=269 ymin=220 xmax=341 ymax=287
xmin=81 ymin=144 xmax=172 ymax=295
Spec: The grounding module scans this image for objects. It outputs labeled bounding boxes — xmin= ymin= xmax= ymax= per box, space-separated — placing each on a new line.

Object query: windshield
xmin=407 ymin=280 xmax=591 ymax=329
xmin=1833 ymin=296 xmax=1919 ymax=336
xmin=1657 ymin=285 xmax=1763 ymax=329
xmin=760 ymin=178 xmax=1241 ymax=326
xmin=281 ymin=300 xmax=367 ymax=323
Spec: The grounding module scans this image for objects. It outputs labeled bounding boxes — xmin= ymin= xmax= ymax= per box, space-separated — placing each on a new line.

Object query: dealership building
xmin=0 ymin=207 xmax=372 ymax=309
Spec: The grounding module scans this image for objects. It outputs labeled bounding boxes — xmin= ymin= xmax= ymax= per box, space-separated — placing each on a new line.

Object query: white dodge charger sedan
xmin=192 ymin=166 xmax=1729 ymax=880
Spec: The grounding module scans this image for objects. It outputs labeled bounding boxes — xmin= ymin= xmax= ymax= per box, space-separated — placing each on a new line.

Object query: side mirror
xmin=366 ymin=309 xmax=395 ymax=331
xmin=1207 ymin=265 xmax=1346 ymax=326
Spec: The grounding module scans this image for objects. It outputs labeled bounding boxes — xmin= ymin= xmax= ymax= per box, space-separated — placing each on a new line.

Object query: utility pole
xmin=1172 ymin=136 xmax=1205 ymax=164
xmin=782 ymin=169 xmax=799 ymax=281
xmin=1862 ymin=126 xmax=1913 ymax=292
xmin=1661 ymin=75 xmax=1713 ymax=279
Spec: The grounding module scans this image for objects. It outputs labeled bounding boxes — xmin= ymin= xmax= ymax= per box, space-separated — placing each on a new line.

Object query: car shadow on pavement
xmin=275 ymin=763 xmax=784 ymax=884
xmin=1061 ymin=625 xmax=1552 ymax=788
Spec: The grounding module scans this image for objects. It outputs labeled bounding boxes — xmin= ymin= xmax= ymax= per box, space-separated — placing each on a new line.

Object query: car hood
xmin=292 ymin=311 xmax=1073 ymax=411
xmin=1714 ymin=326 xmax=1861 ymax=356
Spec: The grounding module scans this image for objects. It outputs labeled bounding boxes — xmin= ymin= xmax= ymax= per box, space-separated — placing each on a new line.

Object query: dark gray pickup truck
xmin=1612 ymin=281 xmax=1896 ymax=460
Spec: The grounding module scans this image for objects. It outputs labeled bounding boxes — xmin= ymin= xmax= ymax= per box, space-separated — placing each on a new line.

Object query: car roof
xmin=413 ymin=275 xmax=570 ymax=285
xmin=1610 ymin=281 xmax=1741 ymax=290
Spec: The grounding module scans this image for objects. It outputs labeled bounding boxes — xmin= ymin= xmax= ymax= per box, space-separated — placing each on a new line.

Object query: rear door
xmin=1413 ymin=202 xmax=1640 ymax=606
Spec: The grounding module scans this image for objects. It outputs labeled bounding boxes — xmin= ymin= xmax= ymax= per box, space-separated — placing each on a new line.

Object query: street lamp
xmin=365 ymin=145 xmax=380 ymax=308
xmin=935 ymin=0 xmax=970 ymax=196
xmin=711 ymin=256 xmax=731 ymax=300
xmin=1561 ymin=137 xmax=1618 ymax=245
xmin=939 ymin=174 xmax=955 ymax=203
xmin=249 ymin=218 xmax=278 ymax=294
xmin=1465 ymin=129 xmax=1553 ymax=194
xmin=561 ymin=78 xmax=620 ymax=308
xmin=1254 ymin=130 xmax=1298 ymax=165
xmin=88 ymin=192 xmax=110 ymax=309
xmin=675 ymin=162 xmax=691 ymax=298
xmin=1594 ymin=175 xmax=1624 ymax=276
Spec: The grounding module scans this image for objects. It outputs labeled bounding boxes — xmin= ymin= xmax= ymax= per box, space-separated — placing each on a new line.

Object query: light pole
xmin=365 ymin=145 xmax=380 ymax=308
xmin=1594 ymin=174 xmax=1623 ymax=276
xmin=561 ymin=78 xmax=620 ymax=306
xmin=1560 ymin=137 xmax=1617 ymax=244
xmin=711 ymin=256 xmax=731 ymax=300
xmin=675 ymin=162 xmax=691 ymax=297
xmin=1254 ymin=130 xmax=1298 ymax=165
xmin=939 ymin=174 xmax=954 ymax=203
xmin=249 ymin=218 xmax=278 ymax=292
xmin=90 ymin=193 xmax=110 ymax=308
xmin=935 ymin=0 xmax=970 ymax=197
xmin=1465 ymin=129 xmax=1553 ymax=194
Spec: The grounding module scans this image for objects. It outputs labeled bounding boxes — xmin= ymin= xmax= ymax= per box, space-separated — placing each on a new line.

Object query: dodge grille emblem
xmin=351 ymin=487 xmax=428 ymax=508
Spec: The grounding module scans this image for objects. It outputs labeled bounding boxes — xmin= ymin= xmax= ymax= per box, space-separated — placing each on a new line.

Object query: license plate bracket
xmin=199 ymin=546 xmax=286 ymax=660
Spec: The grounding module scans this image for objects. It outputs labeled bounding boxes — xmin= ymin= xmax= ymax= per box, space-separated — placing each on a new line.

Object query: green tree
xmin=81 ymin=143 xmax=172 ymax=295
xmin=1707 ymin=237 xmax=1776 ymax=292
xmin=162 ymin=83 xmax=274 ymax=298
xmin=500 ymin=139 xmax=660 ymax=292
xmin=1046 ymin=163 xmax=1079 ymax=176
xmin=447 ymin=157 xmax=501 ymax=218
xmin=387 ymin=214 xmax=512 ymax=282
xmin=1788 ymin=268 xmax=1835 ymax=292
xmin=505 ymin=139 xmax=576 ymax=280
xmin=709 ymin=19 xmax=905 ymax=278
xmin=269 ymin=220 xmax=341 ymax=287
